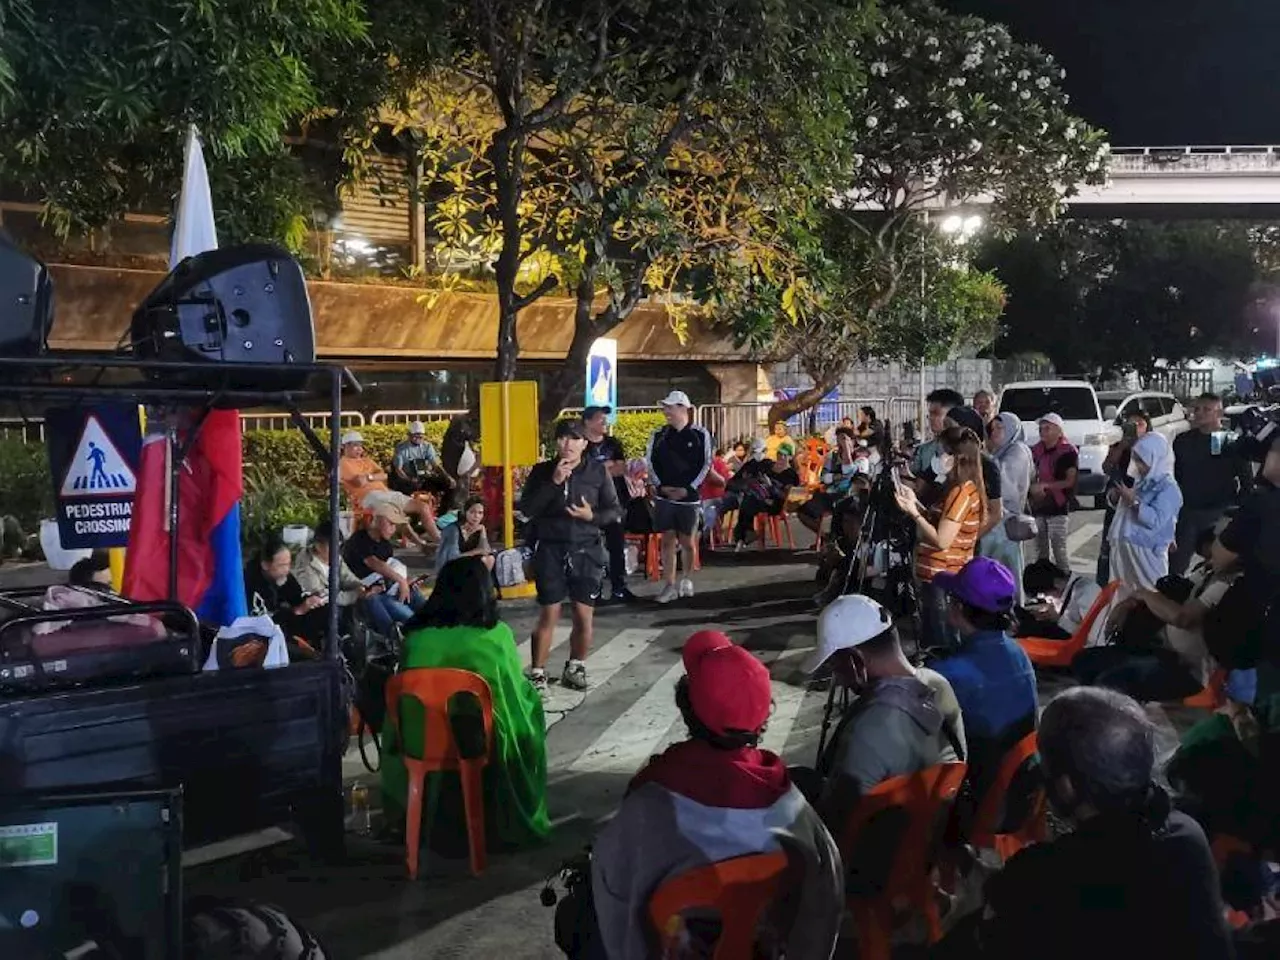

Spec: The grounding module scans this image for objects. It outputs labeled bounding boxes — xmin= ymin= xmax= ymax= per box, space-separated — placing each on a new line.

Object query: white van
xmin=997 ymin=380 xmax=1120 ymax=499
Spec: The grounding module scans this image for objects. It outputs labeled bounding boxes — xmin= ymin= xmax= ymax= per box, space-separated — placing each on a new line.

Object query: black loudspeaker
xmin=130 ymin=243 xmax=316 ymax=387
xmin=0 ymin=233 xmax=54 ymax=356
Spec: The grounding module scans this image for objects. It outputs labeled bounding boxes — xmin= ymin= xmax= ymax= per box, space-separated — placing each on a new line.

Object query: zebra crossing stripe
xmin=760 ymin=635 xmax=813 ymax=756
xmin=544 ymin=627 xmax=666 ymax=732
xmin=569 ymin=658 xmax=687 ymax=776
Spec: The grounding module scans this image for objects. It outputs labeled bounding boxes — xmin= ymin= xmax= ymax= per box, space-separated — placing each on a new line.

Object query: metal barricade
xmin=370 ymin=409 xmax=469 ymax=426
xmin=238 ymin=411 xmax=365 ymax=432
xmin=0 ymin=417 xmax=46 ymax=443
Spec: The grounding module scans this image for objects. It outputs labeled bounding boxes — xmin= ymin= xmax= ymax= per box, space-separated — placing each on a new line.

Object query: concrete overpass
xmin=925 ymin=146 xmax=1280 ymax=219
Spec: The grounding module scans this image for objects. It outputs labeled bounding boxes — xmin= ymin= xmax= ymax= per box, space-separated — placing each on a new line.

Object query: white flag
xmin=170 ymin=125 xmax=219 ymax=267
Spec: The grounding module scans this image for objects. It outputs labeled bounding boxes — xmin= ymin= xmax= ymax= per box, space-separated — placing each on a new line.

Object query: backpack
xmin=494 ymin=548 xmax=527 ymax=588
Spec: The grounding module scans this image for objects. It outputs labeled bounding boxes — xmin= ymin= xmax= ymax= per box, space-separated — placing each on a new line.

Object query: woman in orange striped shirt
xmin=895 ymin=427 xmax=988 ymax=650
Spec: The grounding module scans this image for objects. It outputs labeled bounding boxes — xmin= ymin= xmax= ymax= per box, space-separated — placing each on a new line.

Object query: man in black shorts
xmin=645 ymin=391 xmax=712 ymax=604
xmin=519 ymin=418 xmax=621 ymax=693
xmin=583 ymin=404 xmax=636 ymax=603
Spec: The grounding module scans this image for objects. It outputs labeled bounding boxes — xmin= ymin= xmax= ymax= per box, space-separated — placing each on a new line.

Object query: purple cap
xmin=933 ymin=557 xmax=1016 ymax=613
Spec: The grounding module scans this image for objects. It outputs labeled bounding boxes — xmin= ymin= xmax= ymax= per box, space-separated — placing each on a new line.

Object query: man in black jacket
xmin=1172 ymin=393 xmax=1253 ymax=575
xmin=519 ymin=418 xmax=622 ymax=693
xmin=645 ymin=390 xmax=712 ymax=604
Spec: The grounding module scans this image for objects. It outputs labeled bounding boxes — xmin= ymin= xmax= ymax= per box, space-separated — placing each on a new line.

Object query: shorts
xmin=653 ymin=499 xmax=701 ymax=536
xmin=361 ymin=489 xmax=415 ymax=515
xmin=532 ymin=540 xmax=607 ymax=607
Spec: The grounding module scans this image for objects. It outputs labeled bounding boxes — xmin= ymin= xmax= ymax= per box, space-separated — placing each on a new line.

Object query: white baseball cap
xmin=660 ymin=390 xmax=693 ymax=408
xmin=802 ymin=594 xmax=895 ymax=675
xmin=341 ymin=430 xmax=364 ymax=446
xmin=1038 ymin=413 xmax=1066 ymax=429
xmin=407 ymin=421 xmax=426 ymax=435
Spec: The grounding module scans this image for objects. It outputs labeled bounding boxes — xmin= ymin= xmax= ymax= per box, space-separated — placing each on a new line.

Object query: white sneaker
xmin=561 ymin=660 xmax=588 ymax=692
xmin=678 ymin=578 xmax=695 ymax=598
xmin=656 ymin=583 xmax=679 ymax=604
xmin=530 ymin=669 xmax=549 ymax=696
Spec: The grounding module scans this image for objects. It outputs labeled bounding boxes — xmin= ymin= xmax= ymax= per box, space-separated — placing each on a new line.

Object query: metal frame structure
xmin=0 ymin=355 xmax=359 ymax=657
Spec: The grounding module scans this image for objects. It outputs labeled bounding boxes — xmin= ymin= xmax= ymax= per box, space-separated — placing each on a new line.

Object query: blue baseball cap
xmin=933 ymin=557 xmax=1016 ymax=613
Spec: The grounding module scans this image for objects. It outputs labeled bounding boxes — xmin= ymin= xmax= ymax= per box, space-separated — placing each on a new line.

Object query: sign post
xmin=480 ymin=380 xmax=540 ymax=600
xmin=585 ymin=337 xmax=618 ymax=423
xmin=45 ymin=404 xmax=143 ymax=552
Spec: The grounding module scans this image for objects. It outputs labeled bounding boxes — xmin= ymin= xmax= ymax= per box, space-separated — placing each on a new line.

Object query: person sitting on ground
xmin=1015 ymin=558 xmax=1102 ymax=641
xmin=338 ymin=430 xmax=440 ymax=546
xmin=244 ymin=536 xmax=322 ymax=641
xmin=389 ymin=420 xmax=450 ymax=498
xmin=929 ymin=557 xmax=1038 ymax=804
xmin=1106 ymin=431 xmax=1182 ymax=591
xmin=380 ymin=557 xmax=550 ymax=851
xmin=582 ymin=630 xmax=843 ymax=960
xmin=293 ymin=522 xmax=365 ymax=643
xmin=435 ymin=496 xmax=493 ymax=575
xmin=731 ymin=445 xmax=799 ymax=549
xmin=1075 ymin=526 xmax=1241 ymax=703
xmin=934 ymin=686 xmax=1234 ymax=960
xmin=343 ymin=502 xmax=426 ymax=637
xmin=800 ymin=595 xmax=966 ymax=849
xmin=764 ymin=419 xmax=797 ymax=461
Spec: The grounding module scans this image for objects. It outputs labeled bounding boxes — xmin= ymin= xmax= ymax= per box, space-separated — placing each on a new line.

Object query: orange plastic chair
xmin=968 ymin=732 xmax=1047 ymax=862
xmin=629 ymin=532 xmax=702 ymax=580
xmin=384 ymin=668 xmax=494 ymax=879
xmin=840 ymin=762 xmax=968 ymax=960
xmin=1017 ymin=580 xmax=1121 ymax=668
xmin=648 ymin=851 xmax=790 ymax=960
xmin=754 ymin=512 xmax=797 ymax=550
xmin=801 ymin=439 xmax=829 ymax=489
xmin=1183 ymin=667 xmax=1227 ymax=709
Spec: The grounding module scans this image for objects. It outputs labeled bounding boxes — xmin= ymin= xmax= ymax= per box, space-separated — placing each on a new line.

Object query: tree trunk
xmin=492 ymin=130 xmax=524 ymax=383
xmin=766 ymin=371 xmax=844 ymax=426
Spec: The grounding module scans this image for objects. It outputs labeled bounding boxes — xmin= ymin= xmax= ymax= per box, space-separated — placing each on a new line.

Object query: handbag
xmin=1004 ymin=513 xmax=1038 ymax=542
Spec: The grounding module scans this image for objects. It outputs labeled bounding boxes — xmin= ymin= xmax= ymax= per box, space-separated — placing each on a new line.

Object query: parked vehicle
xmin=997 ymin=380 xmax=1119 ymax=500
xmin=1096 ymin=390 xmax=1190 ymax=443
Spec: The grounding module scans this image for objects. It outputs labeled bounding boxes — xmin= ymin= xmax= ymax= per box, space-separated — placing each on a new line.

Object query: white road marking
xmin=544 ymin=627 xmax=665 ymax=731
xmin=516 ymin=624 xmax=572 ymax=667
xmin=570 ymin=659 xmax=687 ymax=775
xmin=761 ymin=648 xmax=812 ymax=755
xmin=1066 ymin=519 xmax=1104 ymax=560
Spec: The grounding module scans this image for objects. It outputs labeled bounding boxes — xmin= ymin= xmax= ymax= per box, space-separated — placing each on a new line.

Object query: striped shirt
xmin=915 ymin=480 xmax=982 ymax=582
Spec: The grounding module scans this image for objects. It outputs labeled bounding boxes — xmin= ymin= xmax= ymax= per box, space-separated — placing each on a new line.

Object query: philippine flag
xmin=122 ymin=126 xmax=247 ymax=625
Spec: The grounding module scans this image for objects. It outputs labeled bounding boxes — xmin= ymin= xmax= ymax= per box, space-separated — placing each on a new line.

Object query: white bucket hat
xmin=340 ymin=430 xmax=364 ymax=446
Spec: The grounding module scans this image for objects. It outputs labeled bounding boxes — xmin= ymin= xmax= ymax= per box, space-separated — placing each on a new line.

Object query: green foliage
xmin=0 ymin=438 xmax=53 ymax=530
xmin=0 ymin=0 xmax=366 ymax=245
xmin=608 ymin=413 xmax=667 ymax=461
xmin=240 ymin=465 xmax=328 ymax=551
xmin=978 ymin=220 xmax=1276 ymax=377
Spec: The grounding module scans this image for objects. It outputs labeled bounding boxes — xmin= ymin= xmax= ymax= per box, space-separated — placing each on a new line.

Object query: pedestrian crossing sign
xmin=60 ymin=415 xmax=137 ymax=498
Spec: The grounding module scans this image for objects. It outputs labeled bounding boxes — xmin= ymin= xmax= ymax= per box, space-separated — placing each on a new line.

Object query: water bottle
xmin=348 ymin=782 xmax=371 ymax=835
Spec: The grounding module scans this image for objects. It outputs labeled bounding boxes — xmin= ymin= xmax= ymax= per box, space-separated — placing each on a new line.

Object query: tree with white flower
xmin=763 ymin=0 xmax=1106 ymax=422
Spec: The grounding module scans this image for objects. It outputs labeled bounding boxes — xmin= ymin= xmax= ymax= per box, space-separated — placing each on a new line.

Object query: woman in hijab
xmin=1107 ymin=432 xmax=1183 ymax=590
xmin=980 ymin=412 xmax=1036 ymax=602
xmin=380 ymin=557 xmax=551 ymax=850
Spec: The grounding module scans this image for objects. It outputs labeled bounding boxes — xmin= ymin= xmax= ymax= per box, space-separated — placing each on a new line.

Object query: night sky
xmin=941 ymin=0 xmax=1280 ymax=147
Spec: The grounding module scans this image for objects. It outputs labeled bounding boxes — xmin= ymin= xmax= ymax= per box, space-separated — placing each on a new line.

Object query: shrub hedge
xmin=0 ymin=413 xmax=669 ymax=543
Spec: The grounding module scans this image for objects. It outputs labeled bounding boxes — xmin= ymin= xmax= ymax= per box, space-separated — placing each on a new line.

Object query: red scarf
xmin=628 ymin=739 xmax=793 ymax=810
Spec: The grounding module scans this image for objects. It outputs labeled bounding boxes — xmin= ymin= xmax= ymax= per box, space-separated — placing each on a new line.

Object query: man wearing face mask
xmin=800 ymin=595 xmax=966 ymax=846
xmin=934 ymin=687 xmax=1234 ymax=960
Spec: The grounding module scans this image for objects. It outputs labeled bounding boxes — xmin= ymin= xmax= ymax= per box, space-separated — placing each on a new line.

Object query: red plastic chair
xmin=384 ymin=668 xmax=494 ymax=879
xmin=628 ymin=532 xmax=702 ymax=581
xmin=648 ymin=851 xmax=791 ymax=960
xmin=1017 ymin=580 xmax=1121 ymax=668
xmin=839 ymin=762 xmax=968 ymax=960
xmin=1183 ymin=667 xmax=1227 ymax=709
xmin=968 ymin=732 xmax=1047 ymax=862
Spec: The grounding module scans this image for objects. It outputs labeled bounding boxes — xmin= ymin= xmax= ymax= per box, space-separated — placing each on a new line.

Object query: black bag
xmin=1204 ymin=575 xmax=1276 ymax=670
xmin=1109 ymin=574 xmax=1192 ymax=650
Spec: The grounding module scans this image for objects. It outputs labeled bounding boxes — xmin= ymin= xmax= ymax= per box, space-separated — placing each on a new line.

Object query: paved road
xmin=183 ymin=513 xmax=1108 ymax=958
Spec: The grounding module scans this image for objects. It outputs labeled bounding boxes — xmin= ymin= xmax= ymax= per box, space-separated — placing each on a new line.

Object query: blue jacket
xmin=1110 ymin=474 xmax=1182 ymax=552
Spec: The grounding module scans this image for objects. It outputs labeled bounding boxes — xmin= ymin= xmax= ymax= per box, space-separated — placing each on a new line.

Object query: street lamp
xmin=918 ymin=210 xmax=984 ymax=432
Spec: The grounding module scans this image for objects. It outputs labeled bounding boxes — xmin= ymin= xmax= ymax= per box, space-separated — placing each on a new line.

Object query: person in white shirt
xmin=1015 ymin=559 xmax=1101 ymax=641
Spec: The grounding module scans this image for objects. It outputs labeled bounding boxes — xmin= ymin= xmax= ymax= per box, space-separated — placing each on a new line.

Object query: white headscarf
xmin=1131 ymin=432 xmax=1174 ymax=487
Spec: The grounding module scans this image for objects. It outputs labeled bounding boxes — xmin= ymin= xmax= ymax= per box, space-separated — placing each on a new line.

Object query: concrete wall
xmin=769 ymin=357 xmax=996 ymax=404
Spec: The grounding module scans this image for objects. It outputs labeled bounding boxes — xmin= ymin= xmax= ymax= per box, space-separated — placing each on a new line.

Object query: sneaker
xmin=530 ymin=669 xmax=549 ymax=695
xmin=611 ymin=586 xmax=638 ymax=604
xmin=655 ymin=582 xmax=679 ymax=604
xmin=678 ymin=578 xmax=695 ymax=598
xmin=561 ymin=660 xmax=588 ymax=691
